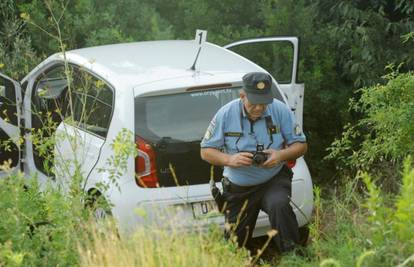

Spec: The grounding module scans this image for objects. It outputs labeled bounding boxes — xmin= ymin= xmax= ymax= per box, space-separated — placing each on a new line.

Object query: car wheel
xmin=85 ymin=189 xmax=112 ymax=220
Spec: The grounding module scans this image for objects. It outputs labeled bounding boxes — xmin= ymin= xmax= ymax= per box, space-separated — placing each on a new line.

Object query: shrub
xmin=360 ymin=157 xmax=414 ymax=266
xmin=0 ymin=172 xmax=90 ymax=266
xmin=327 ymin=71 xmax=414 ymax=189
xmin=0 ymin=0 xmax=40 ymax=80
xmin=278 ymin=160 xmax=414 ymax=267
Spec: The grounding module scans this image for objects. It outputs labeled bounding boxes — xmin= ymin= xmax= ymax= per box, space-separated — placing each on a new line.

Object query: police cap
xmin=242 ymin=72 xmax=275 ymax=104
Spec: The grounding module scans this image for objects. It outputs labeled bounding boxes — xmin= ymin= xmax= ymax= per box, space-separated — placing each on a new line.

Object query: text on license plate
xmin=191 ymin=200 xmax=220 ymax=219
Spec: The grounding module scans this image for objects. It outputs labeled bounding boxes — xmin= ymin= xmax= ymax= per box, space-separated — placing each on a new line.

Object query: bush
xmin=360 ymin=157 xmax=414 ymax=266
xmin=278 ymin=159 xmax=414 ymax=267
xmin=0 ymin=0 xmax=40 ymax=80
xmin=327 ymin=71 xmax=414 ymax=189
xmin=0 ymin=172 xmax=91 ymax=266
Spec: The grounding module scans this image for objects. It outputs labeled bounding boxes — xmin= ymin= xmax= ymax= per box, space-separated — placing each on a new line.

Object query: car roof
xmin=54 ymin=40 xmax=262 ymax=90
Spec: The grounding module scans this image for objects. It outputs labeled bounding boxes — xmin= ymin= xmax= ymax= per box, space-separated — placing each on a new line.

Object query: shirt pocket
xmin=224 ymin=133 xmax=242 ymax=153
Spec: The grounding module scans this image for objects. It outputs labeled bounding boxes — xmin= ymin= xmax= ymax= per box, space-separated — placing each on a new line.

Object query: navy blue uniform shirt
xmin=201 ymin=98 xmax=306 ymax=186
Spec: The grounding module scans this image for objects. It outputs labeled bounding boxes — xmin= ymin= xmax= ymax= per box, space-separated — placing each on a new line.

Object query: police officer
xmin=200 ymin=72 xmax=307 ymax=253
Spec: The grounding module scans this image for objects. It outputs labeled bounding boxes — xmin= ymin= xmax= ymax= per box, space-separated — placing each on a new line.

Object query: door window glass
xmin=0 ymin=128 xmax=19 ymax=168
xmin=0 ymin=77 xmax=18 ymax=125
xmin=0 ymin=76 xmax=19 ymax=169
xmin=228 ymin=42 xmax=294 ymax=84
xmin=71 ymin=69 xmax=113 ymax=138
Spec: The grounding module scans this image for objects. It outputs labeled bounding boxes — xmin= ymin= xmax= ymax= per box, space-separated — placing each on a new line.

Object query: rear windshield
xmin=135 ymin=87 xmax=241 ymax=142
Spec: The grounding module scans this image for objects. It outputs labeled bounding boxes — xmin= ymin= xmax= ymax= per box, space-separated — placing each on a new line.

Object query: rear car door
xmin=0 ymin=73 xmax=22 ymax=177
xmin=224 ymin=37 xmax=304 ymax=127
xmin=53 ymin=66 xmax=114 ymax=189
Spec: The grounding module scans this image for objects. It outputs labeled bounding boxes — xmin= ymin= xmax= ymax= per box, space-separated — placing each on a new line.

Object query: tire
xmin=85 ymin=189 xmax=112 ymax=220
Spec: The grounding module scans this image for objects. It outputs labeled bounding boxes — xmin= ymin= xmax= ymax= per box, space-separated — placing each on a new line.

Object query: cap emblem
xmin=256 ymin=81 xmax=265 ymax=90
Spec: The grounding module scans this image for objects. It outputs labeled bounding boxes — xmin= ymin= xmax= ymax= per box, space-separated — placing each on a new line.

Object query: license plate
xmin=191 ymin=200 xmax=221 ymax=220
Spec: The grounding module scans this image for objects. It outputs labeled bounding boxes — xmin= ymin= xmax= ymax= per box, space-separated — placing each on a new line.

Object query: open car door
xmin=224 ymin=37 xmax=304 ymax=128
xmin=0 ymin=72 xmax=22 ymax=177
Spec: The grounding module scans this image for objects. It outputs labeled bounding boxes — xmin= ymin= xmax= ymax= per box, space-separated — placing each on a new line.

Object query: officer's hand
xmin=262 ymin=149 xmax=282 ymax=168
xmin=227 ymin=152 xmax=253 ymax=167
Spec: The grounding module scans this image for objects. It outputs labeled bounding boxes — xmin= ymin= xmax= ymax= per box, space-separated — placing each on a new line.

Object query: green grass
xmin=78 ymin=222 xmax=255 ymax=267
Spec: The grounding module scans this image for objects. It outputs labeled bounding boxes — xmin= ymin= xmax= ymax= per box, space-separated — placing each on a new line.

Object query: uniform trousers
xmin=222 ymin=165 xmax=299 ymax=252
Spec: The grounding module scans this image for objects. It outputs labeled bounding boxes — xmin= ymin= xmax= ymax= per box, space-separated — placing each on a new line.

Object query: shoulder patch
xmin=204 ymin=118 xmax=216 ymax=140
xmin=294 ymin=123 xmax=302 ymax=135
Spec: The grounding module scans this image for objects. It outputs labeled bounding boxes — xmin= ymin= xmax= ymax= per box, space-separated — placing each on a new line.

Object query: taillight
xmin=287 ymin=159 xmax=296 ymax=169
xmin=135 ymin=136 xmax=159 ymax=188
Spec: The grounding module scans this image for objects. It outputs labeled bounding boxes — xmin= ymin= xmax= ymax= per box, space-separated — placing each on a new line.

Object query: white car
xmin=0 ymin=33 xmax=312 ymax=238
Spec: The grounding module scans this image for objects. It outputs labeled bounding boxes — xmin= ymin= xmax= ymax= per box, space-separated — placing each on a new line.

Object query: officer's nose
xmin=253 ymin=104 xmax=267 ymax=112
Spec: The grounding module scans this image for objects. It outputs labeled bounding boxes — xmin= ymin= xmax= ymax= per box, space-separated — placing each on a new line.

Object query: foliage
xmin=0 ymin=173 xmax=89 ymax=266
xmin=276 ymin=179 xmax=371 ymax=266
xmin=18 ymin=0 xmax=173 ymax=54
xmin=394 ymin=158 xmax=414 ymax=243
xmin=0 ymin=0 xmax=40 ymax=79
xmin=277 ymin=161 xmax=414 ymax=266
xmin=306 ymin=0 xmax=414 ymax=182
xmin=327 ymin=71 xmax=414 ymax=188
xmin=359 ymin=158 xmax=414 ymax=266
xmin=317 ymin=1 xmax=414 ymax=88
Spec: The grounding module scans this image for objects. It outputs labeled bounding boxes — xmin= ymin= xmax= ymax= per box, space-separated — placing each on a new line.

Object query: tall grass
xmin=78 ymin=222 xmax=254 ymax=267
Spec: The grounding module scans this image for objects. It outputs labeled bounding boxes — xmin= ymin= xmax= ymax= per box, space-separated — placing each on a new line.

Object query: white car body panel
xmin=54 ymin=123 xmax=105 ymax=191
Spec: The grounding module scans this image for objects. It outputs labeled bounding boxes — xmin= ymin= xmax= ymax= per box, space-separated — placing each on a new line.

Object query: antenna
xmin=189 ymin=47 xmax=202 ymax=71
xmin=189 ymin=29 xmax=207 ymax=71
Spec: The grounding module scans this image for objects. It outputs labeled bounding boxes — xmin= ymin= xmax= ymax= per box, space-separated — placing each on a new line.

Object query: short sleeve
xmin=278 ymin=103 xmax=306 ymax=145
xmin=200 ymin=108 xmax=226 ymax=149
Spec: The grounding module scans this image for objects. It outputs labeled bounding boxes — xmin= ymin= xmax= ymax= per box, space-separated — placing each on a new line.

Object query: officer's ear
xmin=239 ymin=89 xmax=246 ymax=99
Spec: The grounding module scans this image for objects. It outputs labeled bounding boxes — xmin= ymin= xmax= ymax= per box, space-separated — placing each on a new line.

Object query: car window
xmin=228 ymin=42 xmax=294 ymax=84
xmin=32 ymin=64 xmax=114 ymax=138
xmin=71 ymin=69 xmax=114 ymax=138
xmin=135 ymin=87 xmax=240 ymax=142
xmin=0 ymin=76 xmax=18 ymax=125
